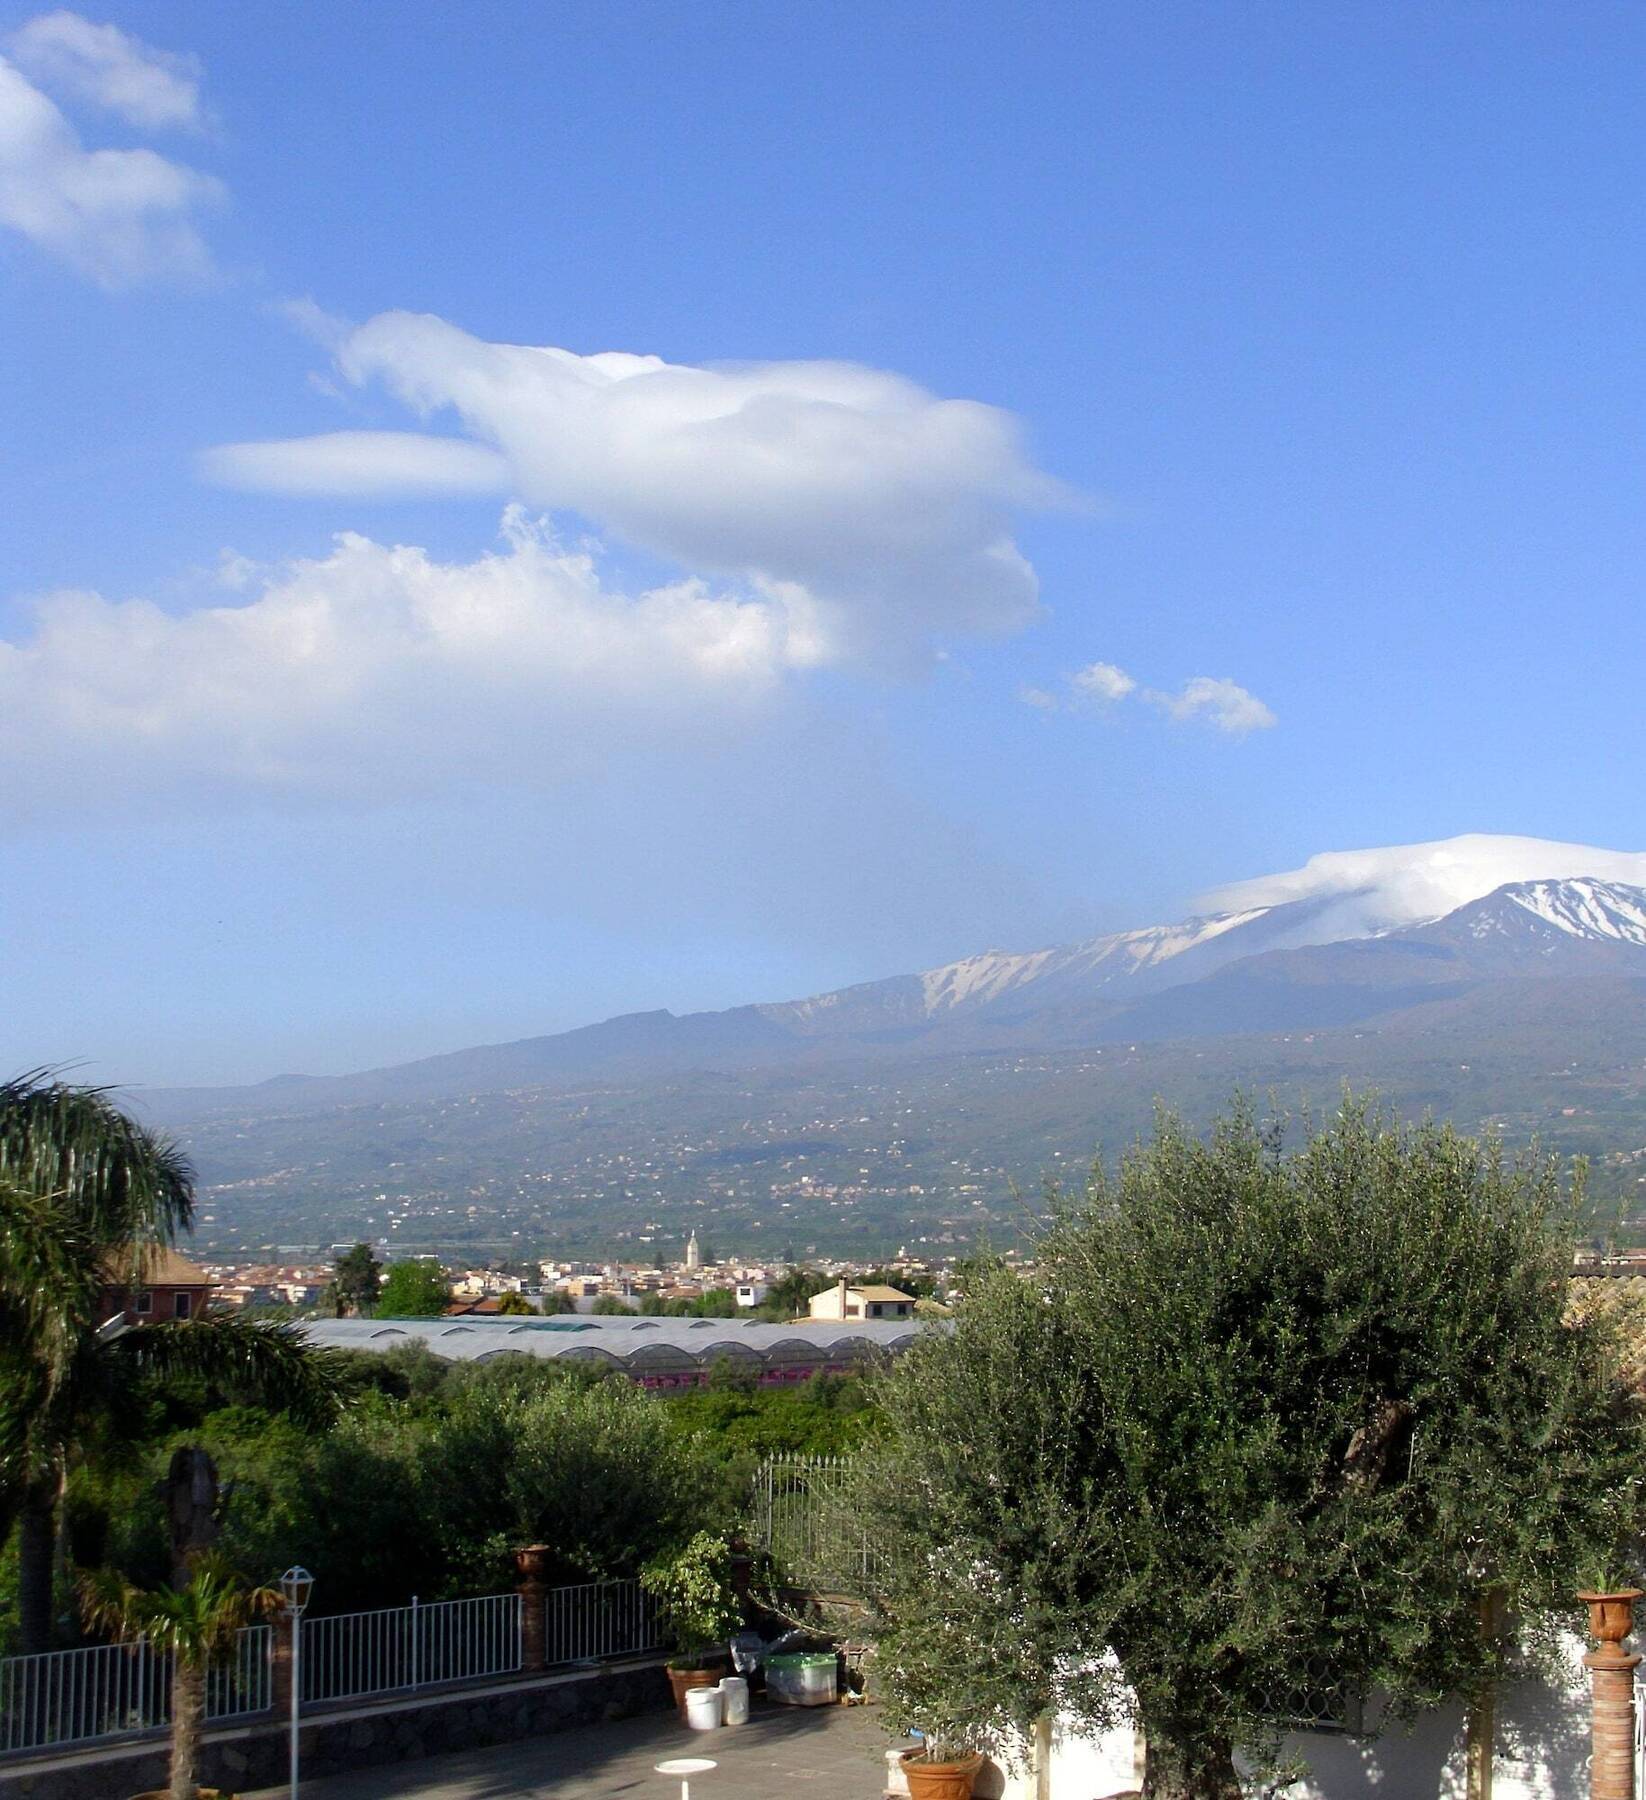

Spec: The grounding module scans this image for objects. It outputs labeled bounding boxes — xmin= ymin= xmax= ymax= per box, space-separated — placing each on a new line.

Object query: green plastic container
xmin=765 ymin=1651 xmax=838 ymax=1706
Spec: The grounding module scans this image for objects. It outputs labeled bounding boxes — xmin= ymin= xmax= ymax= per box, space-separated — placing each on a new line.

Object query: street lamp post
xmin=279 ymin=1567 xmax=314 ymax=1800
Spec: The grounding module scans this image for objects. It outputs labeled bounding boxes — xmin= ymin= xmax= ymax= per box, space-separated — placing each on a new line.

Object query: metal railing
xmin=544 ymin=1580 xmax=661 ymax=1665
xmin=0 ymin=1624 xmax=270 ymax=1756
xmin=301 ymin=1593 xmax=521 ymax=1705
xmin=209 ymin=1623 xmax=273 ymax=1720
xmin=0 ymin=1578 xmax=657 ymax=1757
xmin=753 ymin=1453 xmax=882 ymax=1592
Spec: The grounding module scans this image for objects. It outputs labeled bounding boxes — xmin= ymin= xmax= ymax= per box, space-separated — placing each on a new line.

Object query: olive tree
xmin=856 ymin=1100 xmax=1646 ymax=1799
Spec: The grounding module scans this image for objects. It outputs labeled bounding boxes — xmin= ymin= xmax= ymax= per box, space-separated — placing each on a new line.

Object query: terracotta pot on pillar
xmin=515 ymin=1544 xmax=552 ymax=1673
xmin=1578 ymin=1587 xmax=1643 ymax=1800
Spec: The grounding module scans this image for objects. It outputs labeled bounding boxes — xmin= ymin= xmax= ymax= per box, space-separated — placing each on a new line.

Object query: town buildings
xmin=808 ymin=1278 xmax=917 ymax=1321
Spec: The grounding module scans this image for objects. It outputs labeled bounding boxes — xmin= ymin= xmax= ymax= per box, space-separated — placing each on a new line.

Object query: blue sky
xmin=4 ymin=0 xmax=1646 ymax=1084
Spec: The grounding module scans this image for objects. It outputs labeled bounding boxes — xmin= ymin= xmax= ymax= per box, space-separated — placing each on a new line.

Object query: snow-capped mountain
xmin=1101 ymin=874 xmax=1646 ymax=1046
xmin=751 ymin=904 xmax=1288 ymax=1039
xmin=754 ymin=847 xmax=1646 ymax=1041
xmin=1200 ymin=833 xmax=1646 ymax=939
xmin=144 ymin=840 xmax=1646 ymax=1121
xmin=134 ymin=844 xmax=1646 ymax=1262
xmin=1450 ymin=877 xmax=1646 ymax=948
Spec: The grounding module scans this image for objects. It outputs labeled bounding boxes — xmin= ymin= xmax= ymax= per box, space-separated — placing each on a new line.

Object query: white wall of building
xmin=972 ymin=1633 xmax=1594 ymax=1800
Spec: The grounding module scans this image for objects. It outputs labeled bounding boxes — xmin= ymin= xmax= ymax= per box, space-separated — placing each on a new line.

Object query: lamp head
xmin=279 ymin=1566 xmax=314 ymax=1614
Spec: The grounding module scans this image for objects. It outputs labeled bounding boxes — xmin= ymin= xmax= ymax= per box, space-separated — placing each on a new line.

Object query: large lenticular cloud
xmin=1200 ymin=833 xmax=1646 ymax=937
xmin=203 ymin=311 xmax=1068 ymax=668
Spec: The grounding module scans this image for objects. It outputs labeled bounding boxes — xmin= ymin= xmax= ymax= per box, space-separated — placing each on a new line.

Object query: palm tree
xmin=0 ymin=1073 xmax=347 ymax=1652
xmin=80 ymin=1553 xmax=279 ymax=1800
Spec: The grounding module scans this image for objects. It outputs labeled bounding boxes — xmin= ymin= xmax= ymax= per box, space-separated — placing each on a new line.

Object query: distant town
xmin=183 ymin=1227 xmax=980 ymax=1322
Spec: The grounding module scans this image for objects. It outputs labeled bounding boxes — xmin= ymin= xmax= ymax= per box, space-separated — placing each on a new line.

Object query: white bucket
xmin=685 ymin=1684 xmax=724 ymax=1731
xmin=718 ymin=1675 xmax=750 ymax=1725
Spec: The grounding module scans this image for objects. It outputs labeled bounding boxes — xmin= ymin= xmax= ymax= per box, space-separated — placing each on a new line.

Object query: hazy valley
xmin=138 ymin=847 xmax=1646 ymax=1261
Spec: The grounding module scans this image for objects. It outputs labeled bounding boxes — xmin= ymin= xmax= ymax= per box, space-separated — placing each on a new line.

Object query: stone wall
xmin=0 ymin=1655 xmax=669 ymax=1800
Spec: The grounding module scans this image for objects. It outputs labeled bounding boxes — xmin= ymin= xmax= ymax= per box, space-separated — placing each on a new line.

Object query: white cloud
xmin=204 ymin=312 xmax=1067 ymax=668
xmin=1199 ymin=834 xmax=1646 ymax=937
xmin=200 ymin=431 xmax=511 ymax=500
xmin=0 ymin=511 xmax=808 ymax=819
xmin=0 ymin=51 xmax=220 ymax=286
xmin=1146 ymin=675 xmax=1275 ymax=735
xmin=1024 ymin=660 xmax=1270 ymax=735
xmin=8 ymin=11 xmax=203 ymax=130
xmin=1070 ymin=660 xmax=1135 ymax=704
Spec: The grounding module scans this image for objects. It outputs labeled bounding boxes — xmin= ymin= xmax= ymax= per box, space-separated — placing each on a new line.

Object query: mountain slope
xmin=141 ymin=859 xmax=1646 ymax=1129
xmin=1093 ymin=877 xmax=1646 ymax=1043
xmin=165 ymin=971 xmax=1646 ymax=1262
xmin=125 ymin=850 xmax=1646 ymax=1258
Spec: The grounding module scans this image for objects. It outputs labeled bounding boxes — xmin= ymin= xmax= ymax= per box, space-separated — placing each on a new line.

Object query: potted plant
xmin=870 ymin=1613 xmax=997 ymax=1800
xmin=641 ymin=1531 xmax=744 ymax=1718
xmin=897 ymin=1738 xmax=987 ymax=1800
xmin=1577 ymin=1566 xmax=1644 ymax=1651
xmin=79 ymin=1552 xmax=279 ymax=1800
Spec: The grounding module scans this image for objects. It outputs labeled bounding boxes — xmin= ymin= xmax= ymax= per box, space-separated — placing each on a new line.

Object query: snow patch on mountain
xmin=1493 ymin=878 xmax=1646 ymax=945
xmin=919 ymin=947 xmax=1058 ymax=1012
xmin=1198 ymin=834 xmax=1646 ymax=940
xmin=915 ymin=908 xmax=1273 ymax=1014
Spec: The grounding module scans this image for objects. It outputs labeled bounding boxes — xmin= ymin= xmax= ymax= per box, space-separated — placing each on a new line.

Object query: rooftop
xmin=301 ymin=1314 xmax=932 ymax=1366
xmin=99 ymin=1244 xmax=214 ymax=1287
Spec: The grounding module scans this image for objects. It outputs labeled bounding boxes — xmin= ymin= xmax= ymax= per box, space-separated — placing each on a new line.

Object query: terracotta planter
xmin=1578 ymin=1588 xmax=1644 ymax=1648
xmin=130 ymin=1790 xmax=235 ymax=1799
xmin=667 ymin=1663 xmax=723 ymax=1720
xmin=899 ymin=1748 xmax=985 ymax=1800
xmin=513 ymin=1543 xmax=553 ymax=1585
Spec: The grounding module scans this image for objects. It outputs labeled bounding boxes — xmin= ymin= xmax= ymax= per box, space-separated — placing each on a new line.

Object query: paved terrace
xmin=245 ymin=1699 xmax=889 ymax=1800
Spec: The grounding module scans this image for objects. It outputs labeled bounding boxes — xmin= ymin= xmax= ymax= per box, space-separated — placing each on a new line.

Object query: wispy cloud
xmin=201 ymin=431 xmax=511 ymax=499
xmin=1070 ymin=660 xmax=1136 ymax=704
xmin=8 ymin=10 xmax=204 ymax=131
xmin=0 ymin=13 xmax=220 ymax=287
xmin=204 ymin=311 xmax=1073 ymax=669
xmin=1020 ymin=662 xmax=1275 ymax=736
xmin=1146 ymin=675 xmax=1275 ymax=736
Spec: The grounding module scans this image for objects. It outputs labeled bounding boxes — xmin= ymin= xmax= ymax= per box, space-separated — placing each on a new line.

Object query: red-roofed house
xmin=98 ymin=1247 xmax=216 ymax=1326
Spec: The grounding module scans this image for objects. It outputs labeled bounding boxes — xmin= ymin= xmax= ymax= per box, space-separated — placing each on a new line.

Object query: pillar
xmin=515 ymin=1544 xmax=551 ymax=1673
xmin=270 ymin=1606 xmax=295 ymax=1715
xmin=1580 ymin=1588 xmax=1643 ymax=1800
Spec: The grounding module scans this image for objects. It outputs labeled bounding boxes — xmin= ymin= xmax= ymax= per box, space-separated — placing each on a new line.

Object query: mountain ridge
xmin=120 ymin=838 xmax=1646 ymax=1260
xmin=139 ymin=862 xmax=1646 ymax=1126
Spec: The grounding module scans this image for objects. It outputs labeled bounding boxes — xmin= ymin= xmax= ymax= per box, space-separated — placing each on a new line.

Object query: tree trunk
xmin=1142 ymin=1734 xmax=1243 ymax=1800
xmin=170 ymin=1660 xmax=204 ymax=1800
xmin=165 ymin=1446 xmax=220 ymax=1587
xmin=16 ymin=1473 xmax=59 ymax=1655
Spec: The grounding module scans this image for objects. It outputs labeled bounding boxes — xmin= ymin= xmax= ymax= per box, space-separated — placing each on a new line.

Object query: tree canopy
xmin=331 ymin=1242 xmax=382 ymax=1316
xmin=376 ymin=1260 xmax=452 ymax=1317
xmin=0 ymin=1075 xmax=345 ymax=1653
xmin=855 ymin=1100 xmax=1646 ymax=1799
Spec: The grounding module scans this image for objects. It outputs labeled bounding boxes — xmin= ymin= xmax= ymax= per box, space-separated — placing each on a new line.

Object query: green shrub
xmin=641 ymin=1531 xmax=742 ymax=1666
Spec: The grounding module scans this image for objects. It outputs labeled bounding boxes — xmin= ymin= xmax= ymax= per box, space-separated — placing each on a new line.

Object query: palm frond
xmin=0 ymin=1071 xmax=195 ymax=1248
xmin=0 ymin=1179 xmax=102 ymax=1366
xmin=100 ymin=1312 xmax=350 ymax=1428
xmin=78 ymin=1553 xmax=281 ymax=1662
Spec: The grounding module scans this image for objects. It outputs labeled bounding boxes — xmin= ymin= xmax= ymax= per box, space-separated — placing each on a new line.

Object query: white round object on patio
xmin=655 ymin=1758 xmax=718 ymax=1774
